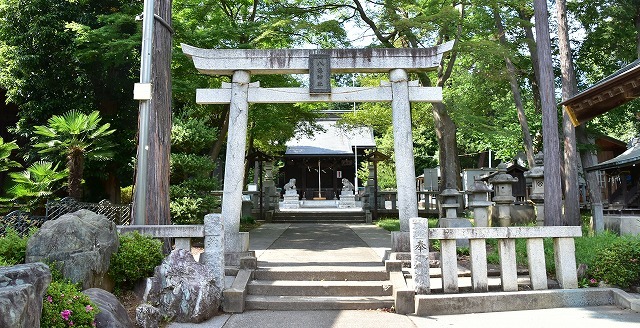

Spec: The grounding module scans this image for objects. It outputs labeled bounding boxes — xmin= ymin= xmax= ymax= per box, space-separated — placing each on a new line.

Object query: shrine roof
xmin=285 ymin=120 xmax=375 ymax=157
xmin=560 ymin=59 xmax=640 ymax=126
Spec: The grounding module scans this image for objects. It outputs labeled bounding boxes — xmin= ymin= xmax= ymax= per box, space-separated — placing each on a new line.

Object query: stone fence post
xmin=200 ymin=213 xmax=225 ymax=292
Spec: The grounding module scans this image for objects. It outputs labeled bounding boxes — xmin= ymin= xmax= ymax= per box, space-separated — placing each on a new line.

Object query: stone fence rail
xmin=410 ymin=223 xmax=582 ymax=296
xmin=117 ymin=225 xmax=204 ymax=251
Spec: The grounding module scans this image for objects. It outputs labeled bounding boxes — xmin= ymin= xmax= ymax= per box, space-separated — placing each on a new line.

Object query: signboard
xmin=309 ymin=54 xmax=331 ymax=94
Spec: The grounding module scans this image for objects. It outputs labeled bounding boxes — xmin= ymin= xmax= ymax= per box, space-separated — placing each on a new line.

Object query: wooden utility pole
xmin=132 ymin=0 xmax=172 ymax=228
xmin=534 ymin=0 xmax=563 ymax=226
xmin=556 ymin=0 xmax=580 ymax=226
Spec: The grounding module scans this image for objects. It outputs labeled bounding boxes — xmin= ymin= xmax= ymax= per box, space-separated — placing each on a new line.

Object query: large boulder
xmin=0 ymin=263 xmax=52 ymax=328
xmin=83 ymin=288 xmax=133 ymax=328
xmin=136 ymin=249 xmax=221 ymax=325
xmin=26 ymin=209 xmax=119 ymax=290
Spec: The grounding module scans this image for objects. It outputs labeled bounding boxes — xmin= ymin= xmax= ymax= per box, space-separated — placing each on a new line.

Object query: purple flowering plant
xmin=42 ymin=281 xmax=99 ymax=327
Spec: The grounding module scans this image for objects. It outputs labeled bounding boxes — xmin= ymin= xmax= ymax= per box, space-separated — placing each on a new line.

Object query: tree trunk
xmin=556 ymin=0 xmax=581 ymax=226
xmin=576 ymin=126 xmax=604 ymax=231
xmin=636 ymin=6 xmax=640 ymax=58
xmin=140 ymin=0 xmax=172 ymax=229
xmin=67 ymin=149 xmax=84 ymax=200
xmin=210 ymin=105 xmax=230 ymax=167
xmin=534 ymin=0 xmax=563 ymax=226
xmin=433 ymin=102 xmax=461 ymax=190
xmin=418 ymin=73 xmax=462 ymax=191
xmin=517 ymin=9 xmax=542 ymax=113
xmin=493 ymin=8 xmax=535 ymax=168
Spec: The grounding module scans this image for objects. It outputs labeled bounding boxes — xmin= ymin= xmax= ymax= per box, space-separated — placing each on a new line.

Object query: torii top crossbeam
xmin=181 ymin=42 xmax=454 ymax=75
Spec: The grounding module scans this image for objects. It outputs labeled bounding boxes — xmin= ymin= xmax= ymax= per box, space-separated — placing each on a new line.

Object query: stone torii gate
xmin=182 ymin=43 xmax=453 ymax=258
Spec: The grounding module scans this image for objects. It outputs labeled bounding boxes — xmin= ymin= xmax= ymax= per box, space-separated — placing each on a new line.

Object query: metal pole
xmin=318 ymin=159 xmax=321 ymax=198
xmin=133 ymin=0 xmax=155 ymax=225
xmin=354 ymin=145 xmax=358 ymax=191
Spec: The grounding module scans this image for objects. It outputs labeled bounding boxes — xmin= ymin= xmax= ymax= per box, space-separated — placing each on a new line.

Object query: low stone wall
xmin=603 ymin=215 xmax=640 ymax=236
xmin=488 ymin=204 xmax=535 ymax=226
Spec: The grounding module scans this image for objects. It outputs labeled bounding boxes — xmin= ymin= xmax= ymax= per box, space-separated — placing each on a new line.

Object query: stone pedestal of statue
xmin=338 ymin=191 xmax=356 ymax=208
xmin=282 ymin=190 xmax=300 ymax=209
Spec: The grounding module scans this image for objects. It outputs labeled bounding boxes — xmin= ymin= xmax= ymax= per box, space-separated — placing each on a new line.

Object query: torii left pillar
xmin=221 ymin=70 xmax=253 ymax=264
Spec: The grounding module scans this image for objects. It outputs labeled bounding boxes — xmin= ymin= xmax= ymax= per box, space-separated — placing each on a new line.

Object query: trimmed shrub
xmin=0 ymin=227 xmax=33 ymax=265
xmin=42 ymin=281 xmax=100 ymax=327
xmin=108 ymin=231 xmax=164 ymax=293
xmin=590 ymin=235 xmax=640 ymax=289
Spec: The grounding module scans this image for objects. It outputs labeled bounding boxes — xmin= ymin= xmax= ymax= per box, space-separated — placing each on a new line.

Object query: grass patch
xmin=375 ymin=217 xmax=438 ymax=232
xmin=240 ymin=216 xmax=261 ymax=232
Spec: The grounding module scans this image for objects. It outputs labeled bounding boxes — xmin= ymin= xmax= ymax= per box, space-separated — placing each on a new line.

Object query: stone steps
xmin=246 ymin=267 xmax=394 ymax=311
xmin=245 ymin=295 xmax=395 ymax=310
xmin=248 ymin=280 xmax=394 ymax=297
xmin=271 ymin=211 xmax=366 ymax=223
xmin=254 ymin=268 xmax=390 ymax=281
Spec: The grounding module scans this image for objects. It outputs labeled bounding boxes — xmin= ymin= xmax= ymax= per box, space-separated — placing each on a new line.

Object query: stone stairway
xmin=271 ymin=211 xmax=366 ymax=223
xmin=245 ymin=266 xmax=395 ymax=310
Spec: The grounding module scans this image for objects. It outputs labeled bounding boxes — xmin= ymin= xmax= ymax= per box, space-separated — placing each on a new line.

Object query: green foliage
xmin=42 ymin=281 xmax=100 ymax=328
xmin=171 ymin=116 xmax=218 ymax=154
xmin=46 ymin=261 xmax=65 ymax=283
xmin=34 ymin=110 xmax=115 ymax=161
xmin=169 ymin=181 xmax=221 ymax=225
xmin=170 ymin=196 xmax=205 ymax=225
xmin=120 ymin=185 xmax=133 ymax=204
xmin=0 ymin=137 xmax=21 ymax=174
xmin=0 ymin=227 xmax=31 ymax=265
xmin=375 ymin=217 xmax=438 ymax=232
xmin=0 ymin=256 xmax=10 ymax=267
xmin=170 ymin=154 xmax=216 ymax=183
xmin=240 ymin=216 xmax=260 ymax=232
xmin=108 ymin=232 xmax=164 ymax=293
xmin=590 ymin=235 xmax=640 ymax=289
xmin=574 ymin=231 xmax=619 ymax=270
xmin=376 ymin=218 xmax=401 ymax=232
xmin=7 ymin=161 xmax=67 ymax=211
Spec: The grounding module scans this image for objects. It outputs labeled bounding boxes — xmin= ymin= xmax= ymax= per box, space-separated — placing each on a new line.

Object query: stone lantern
xmin=439 ymin=188 xmax=471 ymax=247
xmin=489 ymin=163 xmax=518 ymax=227
xmin=439 ymin=188 xmax=461 ymax=220
xmin=524 ymin=152 xmax=545 ymax=226
xmin=467 ymin=180 xmax=494 ymax=227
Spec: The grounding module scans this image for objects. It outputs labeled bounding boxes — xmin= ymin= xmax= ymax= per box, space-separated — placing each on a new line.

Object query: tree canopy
xmin=0 ymin=0 xmax=638 ymax=210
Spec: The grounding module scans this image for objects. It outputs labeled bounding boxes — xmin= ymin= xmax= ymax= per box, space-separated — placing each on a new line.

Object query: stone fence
xmin=409 ymin=221 xmax=582 ymax=297
xmin=117 ymin=225 xmax=204 ymax=251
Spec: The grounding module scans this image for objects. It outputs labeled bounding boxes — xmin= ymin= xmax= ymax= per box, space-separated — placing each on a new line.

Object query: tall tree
xmin=493 ymin=7 xmax=535 ymax=167
xmin=556 ymin=0 xmax=581 ymax=226
xmin=534 ymin=0 xmax=563 ymax=225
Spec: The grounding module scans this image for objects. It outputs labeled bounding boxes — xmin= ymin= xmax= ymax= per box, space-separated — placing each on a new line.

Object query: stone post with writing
xmin=410 ymin=217 xmax=430 ymax=294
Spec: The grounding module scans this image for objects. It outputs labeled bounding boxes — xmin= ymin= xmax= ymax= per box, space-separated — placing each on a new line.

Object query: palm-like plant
xmin=33 ymin=110 xmax=115 ymax=200
xmin=8 ymin=161 xmax=67 ymax=211
xmin=0 ymin=137 xmax=21 ymax=174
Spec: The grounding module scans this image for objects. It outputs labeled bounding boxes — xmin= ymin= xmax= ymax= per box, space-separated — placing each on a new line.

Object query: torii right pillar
xmin=390 ymin=68 xmax=419 ymax=252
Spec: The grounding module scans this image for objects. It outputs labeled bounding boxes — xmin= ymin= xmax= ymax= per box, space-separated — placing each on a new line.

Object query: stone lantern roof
xmin=488 ymin=163 xmax=518 ymax=184
xmin=524 ymin=152 xmax=544 ymax=179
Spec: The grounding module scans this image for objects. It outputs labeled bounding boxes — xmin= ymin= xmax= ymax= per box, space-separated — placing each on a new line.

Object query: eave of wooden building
xmin=560 ymin=59 xmax=640 ymax=126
